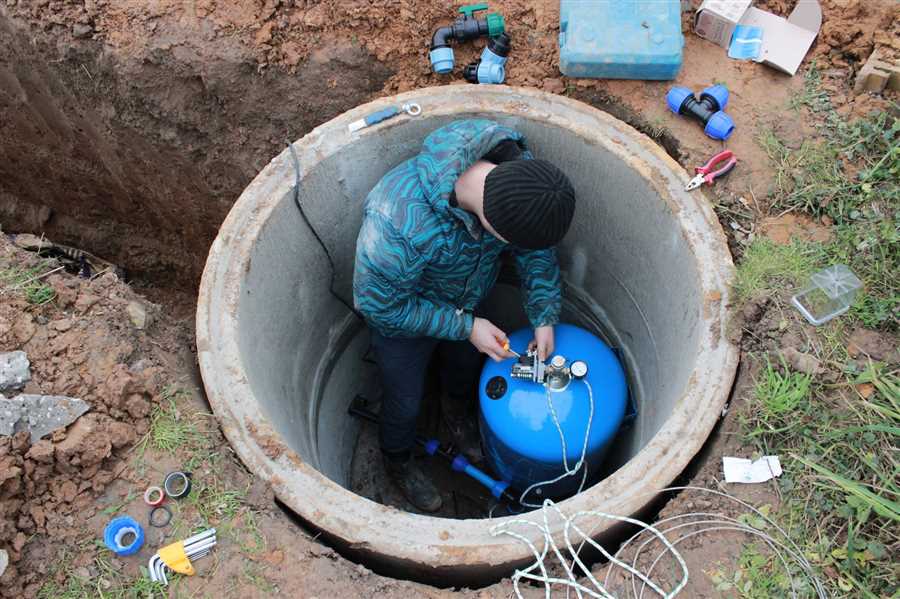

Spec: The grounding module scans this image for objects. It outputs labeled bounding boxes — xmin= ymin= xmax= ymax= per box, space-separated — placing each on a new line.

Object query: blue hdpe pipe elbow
xmin=666 ymin=84 xmax=735 ymax=141
xmin=464 ymin=32 xmax=510 ymax=84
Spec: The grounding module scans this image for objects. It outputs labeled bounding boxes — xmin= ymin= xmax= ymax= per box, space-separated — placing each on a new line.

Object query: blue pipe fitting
xmin=666 ymin=84 xmax=735 ymax=141
xmin=464 ymin=32 xmax=510 ymax=84
xmin=103 ymin=516 xmax=145 ymax=556
xmin=430 ymin=4 xmax=505 ymax=75
xmin=429 ymin=47 xmax=455 ymax=75
xmin=705 ymin=111 xmax=735 ymax=141
xmin=424 ymin=439 xmax=440 ymax=455
xmin=702 ymin=84 xmax=730 ymax=110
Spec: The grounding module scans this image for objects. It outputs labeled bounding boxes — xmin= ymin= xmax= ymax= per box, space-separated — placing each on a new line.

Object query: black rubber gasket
xmin=149 ymin=505 xmax=173 ymax=528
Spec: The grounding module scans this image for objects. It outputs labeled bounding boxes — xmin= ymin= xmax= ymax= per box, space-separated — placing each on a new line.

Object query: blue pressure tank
xmin=479 ymin=323 xmax=628 ymax=499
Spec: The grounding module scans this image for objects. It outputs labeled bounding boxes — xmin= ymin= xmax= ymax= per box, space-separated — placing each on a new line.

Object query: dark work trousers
xmin=370 ymin=331 xmax=484 ymax=459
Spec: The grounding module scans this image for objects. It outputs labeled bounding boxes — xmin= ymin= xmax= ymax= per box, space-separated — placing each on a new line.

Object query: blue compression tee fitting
xmin=666 ymin=84 xmax=735 ymax=141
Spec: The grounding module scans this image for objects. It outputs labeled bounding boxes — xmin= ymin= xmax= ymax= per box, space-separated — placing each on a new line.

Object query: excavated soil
xmin=1 ymin=0 xmax=898 ymax=597
xmin=1 ymin=1 xmax=897 ymax=288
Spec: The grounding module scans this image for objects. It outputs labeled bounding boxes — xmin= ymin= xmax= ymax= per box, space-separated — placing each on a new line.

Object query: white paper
xmin=723 ymin=456 xmax=783 ymax=483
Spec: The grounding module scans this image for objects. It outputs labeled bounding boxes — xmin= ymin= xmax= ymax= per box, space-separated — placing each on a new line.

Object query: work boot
xmin=384 ymin=455 xmax=442 ymax=513
xmin=444 ymin=415 xmax=484 ymax=465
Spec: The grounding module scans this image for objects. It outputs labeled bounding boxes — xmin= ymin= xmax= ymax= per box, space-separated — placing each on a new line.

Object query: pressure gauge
xmin=550 ymin=355 xmax=566 ymax=368
xmin=570 ymin=360 xmax=588 ymax=380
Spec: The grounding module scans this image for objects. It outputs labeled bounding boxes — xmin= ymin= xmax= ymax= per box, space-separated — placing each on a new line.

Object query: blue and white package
xmin=728 ymin=25 xmax=764 ymax=60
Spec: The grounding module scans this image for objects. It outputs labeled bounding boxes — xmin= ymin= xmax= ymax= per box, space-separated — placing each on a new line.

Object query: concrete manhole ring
xmin=197 ymin=85 xmax=738 ymax=584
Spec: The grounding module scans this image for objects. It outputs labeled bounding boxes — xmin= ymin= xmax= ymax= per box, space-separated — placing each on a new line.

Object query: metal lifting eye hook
xmin=402 ymin=102 xmax=422 ymax=116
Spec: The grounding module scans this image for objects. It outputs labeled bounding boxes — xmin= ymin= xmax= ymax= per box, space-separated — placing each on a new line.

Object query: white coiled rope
xmin=488 ymin=379 xmax=827 ymax=599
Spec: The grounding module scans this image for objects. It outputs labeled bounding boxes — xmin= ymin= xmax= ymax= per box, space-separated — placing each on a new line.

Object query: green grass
xmin=741 ymin=359 xmax=900 ymax=597
xmin=708 ymin=544 xmax=799 ymax=598
xmin=240 ymin=562 xmax=276 ymax=594
xmin=138 ymin=386 xmax=207 ymax=455
xmin=0 ymin=260 xmax=58 ymax=305
xmin=820 ymin=222 xmax=899 ymax=330
xmin=741 ymin=358 xmax=813 ymax=438
xmin=733 ymin=239 xmax=820 ymax=301
xmin=768 ymin=65 xmax=900 ymax=224
xmin=37 ymin=544 xmax=168 ymax=599
xmin=749 ymin=67 xmax=899 ymax=331
xmin=736 ymin=73 xmax=899 ymax=594
xmin=39 ymin=385 xmax=269 ymax=596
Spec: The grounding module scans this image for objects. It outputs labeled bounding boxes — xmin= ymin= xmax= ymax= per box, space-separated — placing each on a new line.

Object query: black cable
xmin=287 ymin=142 xmax=362 ymax=320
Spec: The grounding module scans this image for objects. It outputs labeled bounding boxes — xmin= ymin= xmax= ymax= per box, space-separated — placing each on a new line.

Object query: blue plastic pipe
xmin=350 ymin=399 xmax=517 ymax=504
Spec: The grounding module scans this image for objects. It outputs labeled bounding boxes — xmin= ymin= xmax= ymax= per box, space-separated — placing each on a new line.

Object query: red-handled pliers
xmin=685 ymin=150 xmax=737 ymax=191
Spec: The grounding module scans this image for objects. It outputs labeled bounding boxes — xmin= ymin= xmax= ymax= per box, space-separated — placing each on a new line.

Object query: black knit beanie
xmin=483 ymin=159 xmax=576 ymax=249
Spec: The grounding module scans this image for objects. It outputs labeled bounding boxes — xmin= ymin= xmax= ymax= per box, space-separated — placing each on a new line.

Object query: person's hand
xmin=469 ymin=317 xmax=513 ymax=362
xmin=528 ymin=326 xmax=555 ymax=362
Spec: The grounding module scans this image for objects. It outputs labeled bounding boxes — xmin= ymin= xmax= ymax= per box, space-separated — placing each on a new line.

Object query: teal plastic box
xmin=559 ymin=0 xmax=684 ymax=80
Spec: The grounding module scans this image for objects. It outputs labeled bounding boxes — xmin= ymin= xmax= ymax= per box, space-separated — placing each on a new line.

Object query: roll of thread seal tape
xmin=103 ymin=516 xmax=145 ymax=556
xmin=143 ymin=486 xmax=165 ymax=506
xmin=163 ymin=471 xmax=192 ymax=499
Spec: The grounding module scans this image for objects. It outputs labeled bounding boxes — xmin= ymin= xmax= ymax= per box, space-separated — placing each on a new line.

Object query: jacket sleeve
xmin=353 ymin=213 xmax=474 ymax=340
xmin=512 ymin=247 xmax=562 ymax=329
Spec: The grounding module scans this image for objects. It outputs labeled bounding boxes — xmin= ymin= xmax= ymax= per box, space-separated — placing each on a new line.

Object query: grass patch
xmin=708 ymin=544 xmax=799 ymax=597
xmin=741 ymin=359 xmax=900 ymax=597
xmin=820 ymin=222 xmax=899 ymax=331
xmin=188 ymin=478 xmax=245 ymax=527
xmin=768 ymin=65 xmax=899 ymax=224
xmin=741 ymin=358 xmax=813 ymax=438
xmin=0 ymin=259 xmax=58 ymax=305
xmin=745 ymin=70 xmax=898 ymax=331
xmin=138 ymin=386 xmax=207 ymax=456
xmin=733 ymin=239 xmax=820 ymax=301
xmin=37 ymin=545 xmax=167 ymax=599
xmin=240 ymin=562 xmax=276 ymax=594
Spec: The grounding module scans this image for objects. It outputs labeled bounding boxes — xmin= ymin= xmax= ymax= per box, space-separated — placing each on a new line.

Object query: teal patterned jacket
xmin=352 ymin=119 xmax=562 ymax=340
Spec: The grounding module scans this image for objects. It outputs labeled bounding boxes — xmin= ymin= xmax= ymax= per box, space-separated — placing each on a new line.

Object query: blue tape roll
xmin=103 ymin=516 xmax=145 ymax=556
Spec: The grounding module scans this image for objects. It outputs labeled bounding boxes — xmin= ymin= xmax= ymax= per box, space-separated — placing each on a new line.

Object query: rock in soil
xmin=847 ymin=328 xmax=900 ymax=363
xmin=0 ymin=352 xmax=31 ymax=394
xmin=0 ymin=395 xmax=90 ymax=443
xmin=780 ymin=347 xmax=826 ymax=375
xmin=125 ymin=301 xmax=152 ymax=330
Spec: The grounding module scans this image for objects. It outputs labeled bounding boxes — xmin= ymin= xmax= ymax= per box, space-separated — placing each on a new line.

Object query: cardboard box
xmin=694 ymin=0 xmax=753 ymax=48
xmin=740 ymin=1 xmax=822 ymax=76
xmin=694 ymin=0 xmax=822 ymax=76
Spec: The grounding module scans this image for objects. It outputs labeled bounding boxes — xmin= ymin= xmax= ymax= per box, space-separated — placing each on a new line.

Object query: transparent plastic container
xmin=791 ymin=265 xmax=862 ymax=326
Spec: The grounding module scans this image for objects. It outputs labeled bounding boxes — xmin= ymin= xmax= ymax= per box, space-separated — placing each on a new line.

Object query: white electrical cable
xmin=518 ymin=379 xmax=595 ymax=508
xmin=492 ymin=379 xmax=689 ymax=599
xmin=488 ymin=375 xmax=827 ymax=598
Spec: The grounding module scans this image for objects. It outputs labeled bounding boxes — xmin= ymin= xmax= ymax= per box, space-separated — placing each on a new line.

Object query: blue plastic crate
xmin=560 ymin=0 xmax=684 ymax=80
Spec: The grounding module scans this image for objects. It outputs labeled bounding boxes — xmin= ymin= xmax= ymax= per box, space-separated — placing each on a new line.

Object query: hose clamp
xmin=163 ymin=471 xmax=192 ymax=499
xmin=143 ymin=485 xmax=165 ymax=506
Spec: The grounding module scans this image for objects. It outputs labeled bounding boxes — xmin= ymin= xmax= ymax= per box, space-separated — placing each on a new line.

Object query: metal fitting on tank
xmin=545 ymin=355 xmax=572 ymax=390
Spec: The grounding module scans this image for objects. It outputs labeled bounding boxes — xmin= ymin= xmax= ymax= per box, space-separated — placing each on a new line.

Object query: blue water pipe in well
xmin=479 ymin=323 xmax=631 ymax=499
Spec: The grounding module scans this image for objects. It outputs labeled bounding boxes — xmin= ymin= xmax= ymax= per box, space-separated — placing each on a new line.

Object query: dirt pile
xmin=0 ymin=234 xmax=175 ymax=597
